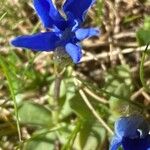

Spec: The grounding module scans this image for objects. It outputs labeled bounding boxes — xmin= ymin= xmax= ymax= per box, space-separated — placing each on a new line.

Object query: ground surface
xmin=0 ymin=0 xmax=150 ymax=149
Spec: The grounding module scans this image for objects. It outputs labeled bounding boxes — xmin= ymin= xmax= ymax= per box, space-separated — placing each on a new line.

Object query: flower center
xmin=61 ymin=28 xmax=74 ymax=41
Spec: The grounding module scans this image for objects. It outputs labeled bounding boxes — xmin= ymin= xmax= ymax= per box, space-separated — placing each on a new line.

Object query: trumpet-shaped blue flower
xmin=11 ymin=0 xmax=99 ymax=63
xmin=110 ymin=115 xmax=150 ymax=150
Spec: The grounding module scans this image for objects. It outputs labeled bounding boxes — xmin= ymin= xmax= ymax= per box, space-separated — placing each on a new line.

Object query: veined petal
xmin=65 ymin=43 xmax=82 ymax=63
xmin=34 ymin=0 xmax=67 ymax=30
xmin=109 ymin=136 xmax=122 ymax=150
xmin=11 ymin=32 xmax=59 ymax=51
xmin=33 ymin=0 xmax=54 ymax=28
xmin=75 ymin=28 xmax=100 ymax=40
xmin=63 ymin=0 xmax=95 ymax=22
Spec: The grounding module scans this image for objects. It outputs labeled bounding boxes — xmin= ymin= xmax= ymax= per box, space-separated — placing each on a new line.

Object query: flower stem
xmin=54 ymin=74 xmax=62 ymax=101
xmin=52 ymin=62 xmax=65 ymax=124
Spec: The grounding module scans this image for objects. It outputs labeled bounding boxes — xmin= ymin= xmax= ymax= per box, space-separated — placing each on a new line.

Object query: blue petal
xmin=46 ymin=0 xmax=68 ymax=30
xmin=34 ymin=0 xmax=67 ymax=30
xmin=109 ymin=136 xmax=122 ymax=150
xmin=122 ymin=135 xmax=150 ymax=150
xmin=63 ymin=0 xmax=95 ymax=22
xmin=11 ymin=32 xmax=59 ymax=51
xmin=46 ymin=0 xmax=63 ymax=21
xmin=33 ymin=0 xmax=54 ymax=28
xmin=146 ymin=135 xmax=150 ymax=148
xmin=75 ymin=28 xmax=100 ymax=40
xmin=115 ymin=115 xmax=148 ymax=139
xmin=65 ymin=43 xmax=82 ymax=63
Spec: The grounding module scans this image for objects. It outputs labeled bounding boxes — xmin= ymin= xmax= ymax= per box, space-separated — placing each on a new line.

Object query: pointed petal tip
xmin=10 ymin=37 xmax=22 ymax=48
xmin=63 ymin=0 xmax=96 ymax=22
xmin=10 ymin=38 xmax=19 ymax=47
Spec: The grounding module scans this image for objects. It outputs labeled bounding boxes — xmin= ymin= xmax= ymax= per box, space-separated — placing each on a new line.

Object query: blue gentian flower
xmin=11 ymin=0 xmax=99 ymax=63
xmin=110 ymin=115 xmax=150 ymax=150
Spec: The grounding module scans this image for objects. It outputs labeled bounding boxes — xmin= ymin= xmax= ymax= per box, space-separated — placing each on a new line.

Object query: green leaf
xmin=79 ymin=122 xmax=92 ymax=149
xmin=24 ymin=132 xmax=56 ymax=150
xmin=140 ymin=43 xmax=150 ymax=93
xmin=48 ymin=78 xmax=73 ymax=120
xmin=104 ymin=65 xmax=134 ymax=119
xmin=62 ymin=121 xmax=82 ymax=150
xmin=59 ymin=78 xmax=76 ymax=119
xmin=105 ymin=65 xmax=133 ymax=97
xmin=56 ymin=124 xmax=73 ymax=145
xmin=25 ymin=140 xmax=54 ymax=150
xmin=137 ymin=16 xmax=150 ymax=45
xmin=137 ymin=29 xmax=150 ymax=46
xmin=69 ymin=91 xmax=94 ymax=121
xmin=18 ymin=102 xmax=52 ymax=126
xmin=74 ymin=123 xmax=106 ymax=150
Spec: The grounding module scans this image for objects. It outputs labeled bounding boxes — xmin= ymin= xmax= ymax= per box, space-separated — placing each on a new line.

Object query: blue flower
xmin=110 ymin=114 xmax=150 ymax=150
xmin=11 ymin=0 xmax=99 ymax=63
